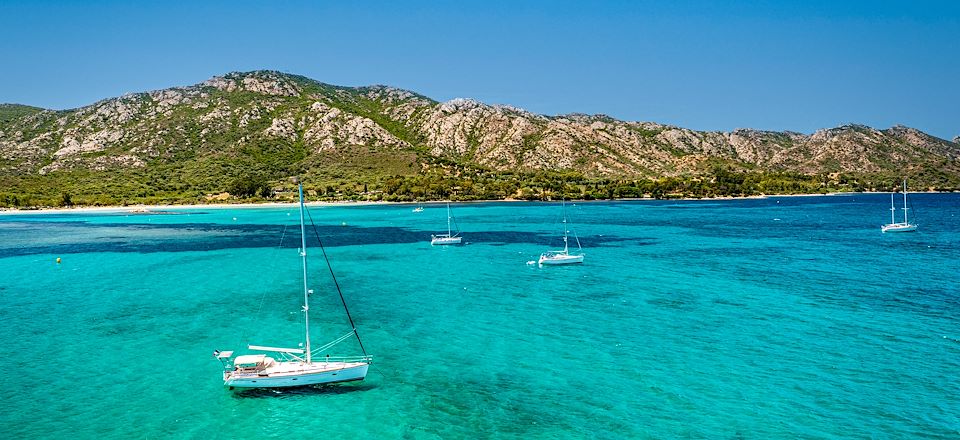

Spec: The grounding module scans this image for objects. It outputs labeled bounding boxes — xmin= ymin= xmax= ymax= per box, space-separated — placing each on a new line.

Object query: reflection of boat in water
xmin=538 ymin=200 xmax=584 ymax=266
xmin=881 ymin=179 xmax=917 ymax=233
xmin=214 ymin=182 xmax=372 ymax=389
xmin=431 ymin=203 xmax=462 ymax=245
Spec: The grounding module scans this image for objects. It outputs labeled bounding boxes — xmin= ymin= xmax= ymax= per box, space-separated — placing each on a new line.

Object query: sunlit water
xmin=1 ymin=194 xmax=958 ymax=438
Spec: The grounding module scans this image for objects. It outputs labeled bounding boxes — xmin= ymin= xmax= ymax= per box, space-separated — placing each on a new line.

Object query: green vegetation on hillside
xmin=0 ymin=104 xmax=44 ymax=124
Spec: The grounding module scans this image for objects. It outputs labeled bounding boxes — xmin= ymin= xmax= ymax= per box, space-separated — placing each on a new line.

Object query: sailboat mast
xmin=562 ymin=200 xmax=569 ymax=253
xmin=447 ymin=203 xmax=452 ymax=236
xmin=890 ymin=192 xmax=895 ymax=225
xmin=902 ymin=179 xmax=909 ymax=224
xmin=298 ymin=183 xmax=312 ymax=364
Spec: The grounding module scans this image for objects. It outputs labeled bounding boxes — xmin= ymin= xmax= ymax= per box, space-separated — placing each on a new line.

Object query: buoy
xmin=56 ymin=257 xmax=61 ymax=264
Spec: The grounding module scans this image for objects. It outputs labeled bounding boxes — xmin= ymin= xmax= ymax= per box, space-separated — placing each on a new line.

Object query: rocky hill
xmin=1 ymin=71 xmax=958 ymax=205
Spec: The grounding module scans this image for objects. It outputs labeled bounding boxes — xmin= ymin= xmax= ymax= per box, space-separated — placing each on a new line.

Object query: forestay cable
xmin=304 ymin=206 xmax=369 ymax=356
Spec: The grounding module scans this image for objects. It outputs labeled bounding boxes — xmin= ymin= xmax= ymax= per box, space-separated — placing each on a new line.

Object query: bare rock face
xmin=204 ymin=71 xmax=300 ymax=97
xmin=1 ymin=70 xmax=957 ymax=180
xmin=299 ymin=101 xmax=410 ymax=151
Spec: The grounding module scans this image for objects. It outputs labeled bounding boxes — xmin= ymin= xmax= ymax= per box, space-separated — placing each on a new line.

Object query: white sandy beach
xmin=0 ymin=192 xmax=874 ymax=215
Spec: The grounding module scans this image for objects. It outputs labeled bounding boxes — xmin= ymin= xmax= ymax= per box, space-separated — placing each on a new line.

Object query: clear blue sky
xmin=1 ymin=0 xmax=957 ymax=139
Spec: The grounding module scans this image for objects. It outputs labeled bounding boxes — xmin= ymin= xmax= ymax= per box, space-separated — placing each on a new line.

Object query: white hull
xmin=431 ymin=235 xmax=462 ymax=245
xmin=224 ymin=361 xmax=369 ymax=389
xmin=539 ymin=254 xmax=584 ymax=265
xmin=881 ymin=223 xmax=917 ymax=233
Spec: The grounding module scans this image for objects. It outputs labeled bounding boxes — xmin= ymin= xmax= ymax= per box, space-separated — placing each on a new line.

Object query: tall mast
xmin=889 ymin=192 xmax=895 ymax=225
xmin=447 ymin=203 xmax=452 ymax=236
xmin=562 ymin=199 xmax=569 ymax=254
xmin=902 ymin=179 xmax=909 ymax=224
xmin=298 ymin=183 xmax=312 ymax=364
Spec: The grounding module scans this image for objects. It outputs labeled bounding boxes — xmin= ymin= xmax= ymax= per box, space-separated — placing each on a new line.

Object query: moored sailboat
xmin=214 ymin=182 xmax=372 ymax=389
xmin=538 ymin=200 xmax=584 ymax=265
xmin=431 ymin=203 xmax=462 ymax=245
xmin=881 ymin=179 xmax=918 ymax=233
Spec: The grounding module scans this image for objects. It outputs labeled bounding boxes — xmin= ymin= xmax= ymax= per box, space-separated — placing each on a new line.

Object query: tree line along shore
xmin=2 ymin=164 xmax=957 ymax=209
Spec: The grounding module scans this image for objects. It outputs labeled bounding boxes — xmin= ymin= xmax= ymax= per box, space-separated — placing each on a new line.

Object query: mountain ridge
xmin=1 ymin=70 xmax=958 ymax=206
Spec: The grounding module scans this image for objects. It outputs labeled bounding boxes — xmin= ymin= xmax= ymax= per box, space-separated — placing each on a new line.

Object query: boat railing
xmin=314 ymin=354 xmax=374 ymax=363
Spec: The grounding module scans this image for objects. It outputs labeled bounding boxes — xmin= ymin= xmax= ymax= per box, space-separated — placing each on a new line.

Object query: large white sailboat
xmin=881 ymin=179 xmax=918 ymax=233
xmin=431 ymin=203 xmax=462 ymax=245
xmin=538 ymin=200 xmax=584 ymax=266
xmin=214 ymin=183 xmax=372 ymax=390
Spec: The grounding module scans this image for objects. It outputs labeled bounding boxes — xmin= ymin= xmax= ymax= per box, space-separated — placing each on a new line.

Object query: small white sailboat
xmin=412 ymin=200 xmax=424 ymax=213
xmin=430 ymin=203 xmax=462 ymax=245
xmin=539 ymin=200 xmax=584 ymax=266
xmin=881 ymin=179 xmax=918 ymax=233
xmin=214 ymin=182 xmax=372 ymax=390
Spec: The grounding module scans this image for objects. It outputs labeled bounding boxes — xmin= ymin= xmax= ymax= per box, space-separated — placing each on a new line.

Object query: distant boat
xmin=431 ymin=203 xmax=462 ymax=245
xmin=413 ymin=201 xmax=424 ymax=213
xmin=881 ymin=179 xmax=918 ymax=233
xmin=539 ymin=200 xmax=584 ymax=265
xmin=214 ymin=182 xmax=372 ymax=389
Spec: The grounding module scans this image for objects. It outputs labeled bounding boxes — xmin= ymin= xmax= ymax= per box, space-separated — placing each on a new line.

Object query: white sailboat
xmin=431 ymin=203 xmax=462 ymax=245
xmin=412 ymin=200 xmax=424 ymax=213
xmin=539 ymin=200 xmax=584 ymax=266
xmin=881 ymin=179 xmax=918 ymax=233
xmin=214 ymin=183 xmax=372 ymax=390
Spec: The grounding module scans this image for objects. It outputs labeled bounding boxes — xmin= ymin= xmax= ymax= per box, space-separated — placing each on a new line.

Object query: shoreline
xmin=1 ymin=191 xmax=947 ymax=215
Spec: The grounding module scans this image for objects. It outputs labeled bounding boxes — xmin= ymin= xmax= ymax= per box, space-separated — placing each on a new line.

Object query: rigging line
xmin=236 ymin=223 xmax=293 ymax=349
xmin=311 ymin=330 xmax=355 ymax=354
xmin=278 ymin=223 xmax=288 ymax=248
xmin=568 ymin=200 xmax=582 ymax=250
xmin=304 ymin=206 xmax=369 ymax=356
xmin=372 ymin=364 xmax=398 ymax=382
xmin=450 ymin=204 xmax=461 ymax=236
xmin=549 ymin=201 xmax=563 ymax=248
xmin=571 ymin=225 xmax=582 ymax=250
xmin=906 ymin=191 xmax=919 ymax=224
xmin=237 ymin=248 xmax=277 ymax=349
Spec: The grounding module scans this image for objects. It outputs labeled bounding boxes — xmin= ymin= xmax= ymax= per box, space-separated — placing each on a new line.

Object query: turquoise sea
xmin=1 ymin=194 xmax=959 ymax=439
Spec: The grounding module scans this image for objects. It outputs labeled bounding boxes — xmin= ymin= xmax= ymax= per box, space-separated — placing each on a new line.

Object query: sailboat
xmin=412 ymin=200 xmax=424 ymax=213
xmin=881 ymin=179 xmax=918 ymax=233
xmin=538 ymin=200 xmax=584 ymax=265
xmin=430 ymin=203 xmax=462 ymax=245
xmin=213 ymin=183 xmax=372 ymax=389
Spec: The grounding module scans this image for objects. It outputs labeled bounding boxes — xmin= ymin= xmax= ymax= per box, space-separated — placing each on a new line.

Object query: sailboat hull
xmin=431 ymin=235 xmax=462 ymax=245
xmin=224 ymin=362 xmax=369 ymax=389
xmin=538 ymin=254 xmax=584 ymax=265
xmin=881 ymin=223 xmax=918 ymax=233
